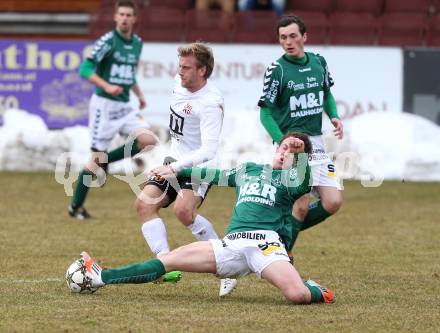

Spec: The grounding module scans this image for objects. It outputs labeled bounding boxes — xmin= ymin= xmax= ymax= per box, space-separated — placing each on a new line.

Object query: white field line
xmin=0 ymin=278 xmax=63 ymax=283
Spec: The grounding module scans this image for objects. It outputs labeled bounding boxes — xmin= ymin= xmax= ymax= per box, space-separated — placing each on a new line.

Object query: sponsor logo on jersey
xmin=290 ymin=91 xmax=324 ymax=117
xmin=266 ymin=80 xmax=279 ymax=103
xmin=291 ymin=108 xmax=323 ymax=118
xmin=236 ymin=182 xmax=277 ymax=207
xmin=227 ymin=232 xmax=267 ymax=241
xmin=306 ymin=76 xmax=319 ymax=88
xmin=289 ymin=168 xmax=297 ymax=180
xmin=114 ymin=51 xmax=124 ymax=61
xmin=287 ymin=80 xmax=305 ymax=91
xmin=258 ymin=241 xmax=282 ymax=255
xmin=261 ymin=62 xmax=280 ymax=102
xmin=128 ymin=53 xmax=137 ymax=63
xmin=108 ymin=107 xmax=133 ymax=120
xmin=299 ymin=67 xmax=311 ymax=72
xmin=109 ymin=63 xmax=134 ymax=85
xmin=327 ymin=164 xmax=335 ymax=177
xmin=225 ymin=164 xmax=245 ymax=177
xmin=290 ymin=91 xmax=324 ymax=110
xmin=169 ymin=107 xmax=184 ymax=138
xmin=271 ymin=174 xmax=281 ymax=187
xmin=94 ymin=43 xmax=112 ymax=62
xmin=307 ymin=82 xmax=319 ymax=88
xmin=113 ymin=50 xmax=138 ymax=64
xmin=308 ymin=148 xmax=328 ymax=162
xmin=182 ymin=103 xmax=192 ymax=115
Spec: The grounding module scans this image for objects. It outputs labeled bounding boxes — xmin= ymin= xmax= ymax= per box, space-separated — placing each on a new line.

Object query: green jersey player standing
xmin=258 ymin=15 xmax=343 ymax=252
xmin=68 ymin=0 xmax=157 ymax=220
xmin=74 ymin=132 xmax=335 ymax=304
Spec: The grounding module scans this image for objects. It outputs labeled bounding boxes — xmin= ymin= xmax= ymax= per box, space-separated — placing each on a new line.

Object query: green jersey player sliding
xmin=259 ymin=15 xmax=343 ymax=253
xmin=74 ymin=132 xmax=334 ymax=304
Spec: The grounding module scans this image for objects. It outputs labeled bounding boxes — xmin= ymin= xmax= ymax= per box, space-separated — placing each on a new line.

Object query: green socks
xmin=283 ymin=215 xmax=302 ymax=252
xmin=102 ymin=258 xmax=166 ymax=284
xmin=301 ymin=201 xmax=332 ymax=231
xmin=70 ymin=140 xmax=141 ymax=209
xmin=304 ymin=281 xmax=324 ymax=303
xmin=71 ymin=170 xmax=93 ymax=208
xmin=107 ymin=138 xmax=141 ymax=163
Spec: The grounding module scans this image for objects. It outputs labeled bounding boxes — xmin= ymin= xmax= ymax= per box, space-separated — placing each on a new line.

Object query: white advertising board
xmin=137 ymin=43 xmax=402 ymax=126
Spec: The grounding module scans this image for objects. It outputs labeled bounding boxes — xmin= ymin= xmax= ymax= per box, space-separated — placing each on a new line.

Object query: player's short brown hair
xmin=115 ymin=0 xmax=137 ymax=14
xmin=277 ymin=14 xmax=306 ymax=36
xmin=280 ymin=132 xmax=312 ymax=154
xmin=178 ymin=43 xmax=214 ymax=79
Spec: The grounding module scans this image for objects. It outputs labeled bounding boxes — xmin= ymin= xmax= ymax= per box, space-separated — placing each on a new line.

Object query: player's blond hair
xmin=178 ymin=43 xmax=214 ymax=79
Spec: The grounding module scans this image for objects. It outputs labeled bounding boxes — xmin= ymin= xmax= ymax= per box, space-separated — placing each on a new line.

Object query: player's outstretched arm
xmin=131 ymin=83 xmax=146 ymax=109
xmin=260 ymin=107 xmax=284 ymax=144
xmin=148 ymin=165 xmax=237 ymax=187
xmin=178 ymin=167 xmax=237 ymax=187
xmin=78 ymin=58 xmax=122 ymax=96
xmin=323 ymin=90 xmax=343 ymax=139
xmin=286 ymin=154 xmax=312 ymax=197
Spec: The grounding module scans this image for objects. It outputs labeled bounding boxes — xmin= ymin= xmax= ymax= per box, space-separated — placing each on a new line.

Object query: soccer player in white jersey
xmin=134 ymin=43 xmax=237 ymax=296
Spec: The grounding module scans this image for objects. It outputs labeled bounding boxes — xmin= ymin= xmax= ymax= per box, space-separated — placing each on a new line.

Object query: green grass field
xmin=0 ymin=172 xmax=439 ymax=332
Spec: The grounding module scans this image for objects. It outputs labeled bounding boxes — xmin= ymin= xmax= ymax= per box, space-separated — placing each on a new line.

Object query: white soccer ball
xmin=65 ymin=259 xmax=98 ymax=294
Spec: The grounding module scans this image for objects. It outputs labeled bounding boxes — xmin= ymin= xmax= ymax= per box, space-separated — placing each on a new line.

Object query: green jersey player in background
xmin=259 ymin=15 xmax=343 ymax=253
xmin=75 ymin=132 xmax=335 ymax=304
xmin=68 ymin=0 xmax=157 ymax=220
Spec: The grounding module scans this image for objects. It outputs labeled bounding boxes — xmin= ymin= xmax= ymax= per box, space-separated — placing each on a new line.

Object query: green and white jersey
xmin=88 ymin=29 xmax=143 ymax=102
xmin=226 ymin=163 xmax=310 ymax=235
xmin=179 ymin=161 xmax=311 ymax=237
xmin=258 ymin=52 xmax=334 ymax=136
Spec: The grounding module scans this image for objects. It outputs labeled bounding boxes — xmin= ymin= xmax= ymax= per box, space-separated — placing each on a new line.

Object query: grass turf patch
xmin=0 ymin=173 xmax=439 ymax=332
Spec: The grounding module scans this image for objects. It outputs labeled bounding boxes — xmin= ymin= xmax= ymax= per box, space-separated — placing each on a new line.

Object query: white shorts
xmin=89 ymin=94 xmax=149 ymax=151
xmin=210 ymin=230 xmax=290 ymax=279
xmin=309 ymin=135 xmax=341 ymax=190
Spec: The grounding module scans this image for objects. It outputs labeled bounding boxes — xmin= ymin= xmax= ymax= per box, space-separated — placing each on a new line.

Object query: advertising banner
xmin=137 ymin=44 xmax=403 ymax=126
xmin=0 ymin=40 xmax=402 ymax=128
xmin=0 ymin=40 xmax=94 ymax=128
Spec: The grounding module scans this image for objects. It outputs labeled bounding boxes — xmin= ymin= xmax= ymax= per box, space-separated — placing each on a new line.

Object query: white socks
xmin=141 ymin=218 xmax=170 ymax=257
xmin=188 ymin=215 xmax=219 ymax=241
xmin=142 ymin=215 xmax=219 ymax=256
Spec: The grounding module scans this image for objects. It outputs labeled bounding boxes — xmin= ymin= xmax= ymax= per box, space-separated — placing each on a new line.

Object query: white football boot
xmin=219 ymin=278 xmax=238 ymax=297
xmin=80 ymin=251 xmax=105 ymax=288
